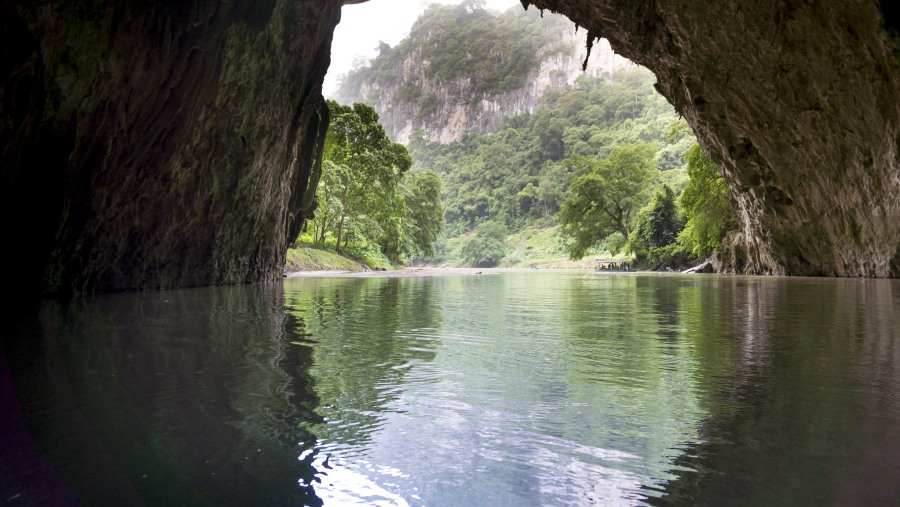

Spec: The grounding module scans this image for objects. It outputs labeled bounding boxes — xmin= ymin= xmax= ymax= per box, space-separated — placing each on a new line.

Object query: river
xmin=3 ymin=271 xmax=899 ymax=505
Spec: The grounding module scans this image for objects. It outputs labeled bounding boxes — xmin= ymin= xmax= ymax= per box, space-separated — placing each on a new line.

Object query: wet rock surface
xmin=527 ymin=0 xmax=900 ymax=277
xmin=1 ymin=1 xmax=339 ymax=293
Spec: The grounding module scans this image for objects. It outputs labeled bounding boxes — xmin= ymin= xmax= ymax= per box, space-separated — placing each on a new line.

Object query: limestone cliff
xmin=1 ymin=1 xmax=339 ymax=294
xmin=334 ymin=5 xmax=630 ymax=144
xmin=526 ymin=0 xmax=900 ymax=277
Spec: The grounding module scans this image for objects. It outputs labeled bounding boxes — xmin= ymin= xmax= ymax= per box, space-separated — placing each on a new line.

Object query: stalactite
xmin=582 ymin=30 xmax=601 ymax=71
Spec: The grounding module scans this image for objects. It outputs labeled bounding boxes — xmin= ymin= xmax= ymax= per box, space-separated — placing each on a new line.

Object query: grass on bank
xmin=501 ymin=222 xmax=630 ymax=268
xmin=285 ymin=246 xmax=367 ymax=272
xmin=285 ymin=236 xmax=394 ymax=272
xmin=287 ymin=223 xmax=635 ymax=273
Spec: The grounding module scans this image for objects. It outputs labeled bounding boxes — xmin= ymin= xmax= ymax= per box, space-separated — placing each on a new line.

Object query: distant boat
xmin=595 ymin=260 xmax=632 ymax=271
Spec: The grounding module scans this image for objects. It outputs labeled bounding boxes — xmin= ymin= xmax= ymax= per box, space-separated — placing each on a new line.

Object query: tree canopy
xmin=458 ymin=221 xmax=507 ymax=267
xmin=400 ymin=170 xmax=445 ymax=258
xmin=627 ymin=184 xmax=686 ymax=263
xmin=558 ymin=143 xmax=658 ymax=259
xmin=317 ymin=101 xmax=410 ymax=253
xmin=310 ymin=101 xmax=443 ymax=262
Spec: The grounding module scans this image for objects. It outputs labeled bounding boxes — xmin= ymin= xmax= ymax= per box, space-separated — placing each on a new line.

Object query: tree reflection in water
xmin=4 ymin=274 xmax=898 ymax=506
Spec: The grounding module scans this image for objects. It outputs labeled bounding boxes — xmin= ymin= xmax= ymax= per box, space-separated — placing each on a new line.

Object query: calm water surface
xmin=3 ymin=272 xmax=899 ymax=505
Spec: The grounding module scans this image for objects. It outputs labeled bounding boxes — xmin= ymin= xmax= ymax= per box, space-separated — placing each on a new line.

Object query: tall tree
xmin=319 ymin=101 xmax=412 ymax=253
xmin=643 ymin=185 xmax=684 ymax=249
xmin=628 ymin=184 xmax=685 ymax=259
xmin=558 ymin=143 xmax=657 ymax=259
xmin=459 ymin=221 xmax=507 ymax=267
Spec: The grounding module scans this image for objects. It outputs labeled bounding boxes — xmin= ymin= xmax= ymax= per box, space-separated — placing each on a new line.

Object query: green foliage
xmin=324 ymin=101 xmax=411 ymax=182
xmin=458 ymin=221 xmax=507 ymax=267
xmin=285 ymin=246 xmax=369 ymax=272
xmin=317 ymin=100 xmax=410 ymax=253
xmin=558 ymin=143 xmax=658 ymax=259
xmin=395 ymin=82 xmax=422 ymax=103
xmin=503 ymin=221 xmax=568 ymax=261
xmin=678 ymin=144 xmax=737 ymax=257
xmin=641 ymin=186 xmax=684 ymax=249
xmin=643 ymin=242 xmax=690 ymax=267
xmin=310 ymin=101 xmax=445 ymax=265
xmin=343 ymin=242 xmax=393 ymax=270
xmin=605 ymin=232 xmax=629 ymax=256
xmin=415 ymin=94 xmax=440 ymax=122
xmin=401 ymin=171 xmax=445 ymax=258
xmin=408 ymin=68 xmax=690 ymax=240
xmin=627 ymin=185 xmax=686 ymax=262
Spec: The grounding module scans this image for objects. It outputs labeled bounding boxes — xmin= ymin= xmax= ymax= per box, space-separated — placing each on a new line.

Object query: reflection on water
xmin=5 ymin=284 xmax=323 ymax=506
xmin=649 ymin=277 xmax=900 ymax=506
xmin=3 ymin=273 xmax=899 ymax=505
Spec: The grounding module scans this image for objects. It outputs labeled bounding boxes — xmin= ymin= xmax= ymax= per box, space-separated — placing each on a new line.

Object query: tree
xmin=678 ymin=144 xmax=737 ymax=256
xmin=459 ymin=221 xmax=507 ymax=267
xmin=628 ymin=185 xmax=685 ymax=259
xmin=311 ymin=160 xmax=342 ymax=243
xmin=401 ymin=170 xmax=444 ymax=258
xmin=558 ymin=143 xmax=658 ymax=259
xmin=368 ymin=185 xmax=410 ymax=262
xmin=318 ymin=101 xmax=412 ymax=253
xmin=644 ymin=185 xmax=684 ymax=249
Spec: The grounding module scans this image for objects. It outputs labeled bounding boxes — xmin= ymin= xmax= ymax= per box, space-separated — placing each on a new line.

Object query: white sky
xmin=325 ymin=0 xmax=523 ymax=96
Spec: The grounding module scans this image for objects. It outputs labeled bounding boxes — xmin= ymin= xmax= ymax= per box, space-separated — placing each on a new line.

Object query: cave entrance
xmin=298 ymin=0 xmax=702 ymax=273
xmin=313 ymin=0 xmax=900 ymax=278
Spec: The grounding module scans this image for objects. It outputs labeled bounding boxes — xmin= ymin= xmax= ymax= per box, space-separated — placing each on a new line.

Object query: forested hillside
xmin=408 ymin=67 xmax=705 ymax=266
xmin=322 ymin=1 xmax=736 ymax=269
xmin=333 ymin=1 xmax=630 ymax=143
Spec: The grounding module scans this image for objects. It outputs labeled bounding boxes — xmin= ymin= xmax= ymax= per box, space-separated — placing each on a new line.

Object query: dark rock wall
xmin=1 ymin=1 xmax=339 ymax=294
xmin=527 ymin=0 xmax=900 ymax=277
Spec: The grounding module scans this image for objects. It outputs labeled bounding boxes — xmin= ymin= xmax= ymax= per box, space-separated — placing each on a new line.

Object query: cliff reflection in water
xmin=6 ymin=273 xmax=899 ymax=506
xmin=645 ymin=277 xmax=900 ymax=505
xmin=14 ymin=283 xmax=324 ymax=506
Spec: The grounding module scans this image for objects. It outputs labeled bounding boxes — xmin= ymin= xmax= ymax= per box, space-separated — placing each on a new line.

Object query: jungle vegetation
xmin=407 ymin=67 xmax=735 ymax=267
xmin=295 ymin=101 xmax=444 ymax=267
xmin=313 ymin=1 xmax=737 ymax=269
xmin=313 ymin=69 xmax=735 ymax=270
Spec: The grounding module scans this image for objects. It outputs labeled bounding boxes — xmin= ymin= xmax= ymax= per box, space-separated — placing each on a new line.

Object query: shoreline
xmin=286 ymin=267 xmax=605 ymax=278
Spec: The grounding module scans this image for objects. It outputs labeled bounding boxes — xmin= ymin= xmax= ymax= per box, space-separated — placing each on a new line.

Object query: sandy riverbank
xmin=285 ymin=267 xmax=597 ymax=278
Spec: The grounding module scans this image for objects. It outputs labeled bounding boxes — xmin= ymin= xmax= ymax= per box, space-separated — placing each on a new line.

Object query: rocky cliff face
xmin=1 ymin=1 xmax=339 ymax=294
xmin=335 ymin=8 xmax=631 ymax=144
xmin=526 ymin=0 xmax=900 ymax=277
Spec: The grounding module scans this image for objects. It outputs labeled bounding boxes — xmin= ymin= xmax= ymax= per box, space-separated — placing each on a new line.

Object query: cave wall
xmin=1 ymin=0 xmax=340 ymax=294
xmin=2 ymin=0 xmax=898 ymax=296
xmin=527 ymin=0 xmax=900 ymax=277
